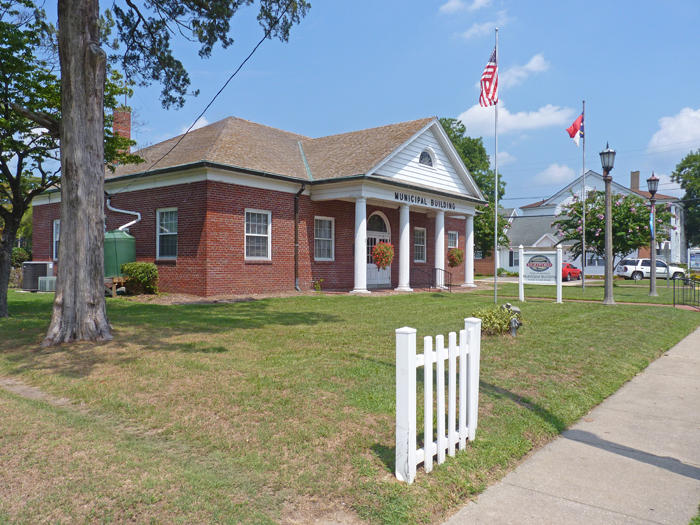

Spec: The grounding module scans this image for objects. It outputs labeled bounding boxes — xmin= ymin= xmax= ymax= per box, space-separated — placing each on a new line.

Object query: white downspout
xmin=106 ymin=197 xmax=141 ymax=231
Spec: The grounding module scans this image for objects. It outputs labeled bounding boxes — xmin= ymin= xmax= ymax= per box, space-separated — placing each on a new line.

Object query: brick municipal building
xmin=32 ymin=115 xmax=487 ymax=296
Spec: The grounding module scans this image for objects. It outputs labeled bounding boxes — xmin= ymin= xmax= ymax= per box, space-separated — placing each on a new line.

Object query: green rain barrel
xmin=104 ymin=230 xmax=136 ymax=278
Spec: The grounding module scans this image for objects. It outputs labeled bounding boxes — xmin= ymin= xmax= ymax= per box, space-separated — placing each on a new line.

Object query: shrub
xmin=470 ymin=306 xmax=523 ymax=336
xmin=447 ymin=248 xmax=464 ymax=268
xmin=496 ymin=267 xmax=508 ymax=276
xmin=120 ymin=262 xmax=158 ymax=294
xmin=372 ymin=242 xmax=394 ymax=269
xmin=11 ymin=247 xmax=31 ymax=268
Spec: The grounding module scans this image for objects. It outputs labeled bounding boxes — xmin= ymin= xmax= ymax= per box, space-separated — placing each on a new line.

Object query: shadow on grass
xmin=371 ymin=380 xmax=567 ymax=474
xmin=1 ymin=297 xmax=343 ymax=378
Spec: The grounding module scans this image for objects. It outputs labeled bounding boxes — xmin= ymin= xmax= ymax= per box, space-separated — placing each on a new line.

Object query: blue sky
xmin=124 ymin=0 xmax=700 ymax=210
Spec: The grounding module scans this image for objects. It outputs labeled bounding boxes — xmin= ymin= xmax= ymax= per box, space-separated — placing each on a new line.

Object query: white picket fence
xmin=395 ymin=318 xmax=482 ymax=484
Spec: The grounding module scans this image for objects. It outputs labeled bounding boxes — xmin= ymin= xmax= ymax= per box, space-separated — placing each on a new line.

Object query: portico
xmin=312 ymin=179 xmax=481 ymax=294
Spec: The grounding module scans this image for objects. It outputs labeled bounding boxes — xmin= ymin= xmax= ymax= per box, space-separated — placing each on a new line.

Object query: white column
xmin=435 ymin=210 xmax=445 ymax=288
xmin=351 ymin=197 xmax=370 ymax=294
xmin=463 ymin=214 xmax=475 ymax=287
xmin=396 ymin=204 xmax=412 ymax=291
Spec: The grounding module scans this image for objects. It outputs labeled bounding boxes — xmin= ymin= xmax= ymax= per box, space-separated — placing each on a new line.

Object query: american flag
xmin=479 ymin=47 xmax=498 ymax=107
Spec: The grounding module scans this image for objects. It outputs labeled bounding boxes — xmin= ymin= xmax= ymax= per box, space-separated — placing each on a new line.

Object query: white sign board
xmin=518 ymin=245 xmax=563 ymax=303
xmin=690 ymin=249 xmax=700 ymax=271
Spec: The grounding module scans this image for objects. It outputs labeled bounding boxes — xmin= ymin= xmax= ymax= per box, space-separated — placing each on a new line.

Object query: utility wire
xmin=109 ymin=0 xmax=296 ymax=196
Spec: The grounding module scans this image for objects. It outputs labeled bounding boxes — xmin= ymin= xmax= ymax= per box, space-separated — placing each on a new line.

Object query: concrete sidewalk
xmin=445 ymin=326 xmax=700 ymax=525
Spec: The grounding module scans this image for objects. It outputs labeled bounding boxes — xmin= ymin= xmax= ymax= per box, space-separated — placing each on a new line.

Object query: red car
xmin=562 ymin=263 xmax=582 ymax=281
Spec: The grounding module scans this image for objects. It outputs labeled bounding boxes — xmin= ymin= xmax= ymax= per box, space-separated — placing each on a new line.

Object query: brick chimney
xmin=113 ymin=107 xmax=131 ymax=153
xmin=630 ymin=170 xmax=640 ymax=191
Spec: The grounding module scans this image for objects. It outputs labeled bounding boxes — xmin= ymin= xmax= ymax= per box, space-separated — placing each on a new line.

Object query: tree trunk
xmin=43 ymin=0 xmax=112 ymax=345
xmin=0 ymin=227 xmax=18 ymax=318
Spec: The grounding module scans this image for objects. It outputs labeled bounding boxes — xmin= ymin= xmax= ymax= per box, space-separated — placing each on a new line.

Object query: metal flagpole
xmin=581 ymin=101 xmax=586 ymax=292
xmin=493 ymin=28 xmax=499 ymax=304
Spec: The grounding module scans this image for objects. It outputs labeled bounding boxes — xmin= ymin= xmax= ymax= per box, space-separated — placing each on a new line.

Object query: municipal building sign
xmin=394 ymin=192 xmax=456 ymax=210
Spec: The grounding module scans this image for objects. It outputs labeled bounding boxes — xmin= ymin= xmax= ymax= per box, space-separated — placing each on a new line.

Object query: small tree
xmin=440 ymin=117 xmax=510 ymax=258
xmin=552 ymin=191 xmax=672 ymax=264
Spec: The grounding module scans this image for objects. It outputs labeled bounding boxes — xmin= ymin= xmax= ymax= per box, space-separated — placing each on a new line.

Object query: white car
xmin=616 ymin=258 xmax=686 ymax=281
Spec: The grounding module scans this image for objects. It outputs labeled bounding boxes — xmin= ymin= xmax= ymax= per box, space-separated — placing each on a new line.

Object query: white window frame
xmin=418 ymin=147 xmax=436 ymax=169
xmin=448 ymin=231 xmax=458 ymax=249
xmin=245 ymin=209 xmax=272 ymax=261
xmin=314 ymin=216 xmax=335 ymax=261
xmin=156 ymin=208 xmax=178 ymax=260
xmin=509 ymin=250 xmax=519 ymax=268
xmin=414 ymin=227 xmax=426 ymax=263
xmin=53 ymin=219 xmax=60 ymax=260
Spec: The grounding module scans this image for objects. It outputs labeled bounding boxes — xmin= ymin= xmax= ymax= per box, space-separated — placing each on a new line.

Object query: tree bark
xmin=43 ymin=0 xmax=112 ymax=345
xmin=0 ymin=226 xmax=18 ymax=318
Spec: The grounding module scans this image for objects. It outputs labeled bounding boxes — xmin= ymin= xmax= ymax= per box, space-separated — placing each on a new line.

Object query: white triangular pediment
xmin=369 ymin=121 xmax=484 ymax=201
xmin=534 ymin=234 xmax=557 ymax=247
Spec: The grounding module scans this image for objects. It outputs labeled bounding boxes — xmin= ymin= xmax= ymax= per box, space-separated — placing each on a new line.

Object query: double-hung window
xmin=157 ymin=208 xmax=178 ymax=259
xmin=509 ymin=250 xmax=519 ymax=267
xmin=448 ymin=231 xmax=458 ymax=249
xmin=314 ymin=217 xmax=334 ymax=261
xmin=414 ymin=228 xmax=426 ymax=263
xmin=53 ymin=219 xmax=60 ymax=260
xmin=245 ymin=210 xmax=271 ymax=260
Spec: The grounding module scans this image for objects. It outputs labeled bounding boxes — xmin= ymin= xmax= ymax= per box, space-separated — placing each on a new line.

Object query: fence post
xmin=464 ymin=317 xmax=482 ymax=441
xmin=556 ymin=244 xmax=563 ymax=304
xmin=395 ymin=327 xmax=417 ymax=484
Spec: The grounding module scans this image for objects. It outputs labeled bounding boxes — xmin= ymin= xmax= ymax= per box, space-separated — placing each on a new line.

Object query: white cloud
xmin=491 ymin=151 xmax=516 ymax=168
xmin=458 ymin=101 xmax=575 ymax=137
xmin=647 ymin=107 xmax=700 ymax=152
xmin=179 ymin=116 xmax=210 ymax=135
xmin=460 ymin=10 xmax=511 ymax=40
xmin=533 ymin=164 xmax=577 ymax=185
xmin=499 ymin=54 xmax=550 ymax=89
xmin=439 ymin=0 xmax=492 ymax=14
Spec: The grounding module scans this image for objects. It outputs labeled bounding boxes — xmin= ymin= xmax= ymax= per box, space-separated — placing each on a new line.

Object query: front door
xmin=367 ymin=234 xmax=392 ymax=288
xmin=366 ymin=213 xmax=392 ymax=289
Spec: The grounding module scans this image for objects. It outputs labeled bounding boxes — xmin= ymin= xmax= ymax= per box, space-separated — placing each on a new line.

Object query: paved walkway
xmin=445 ymin=326 xmax=700 ymax=525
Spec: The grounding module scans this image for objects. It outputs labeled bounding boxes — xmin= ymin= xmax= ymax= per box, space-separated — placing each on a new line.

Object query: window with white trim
xmin=245 ymin=210 xmax=271 ymax=260
xmin=314 ymin=217 xmax=334 ymax=261
xmin=448 ymin=231 xmax=458 ymax=249
xmin=419 ymin=150 xmax=434 ymax=167
xmin=157 ymin=208 xmax=178 ymax=259
xmin=53 ymin=219 xmax=60 ymax=260
xmin=509 ymin=250 xmax=519 ymax=267
xmin=414 ymin=228 xmax=426 ymax=263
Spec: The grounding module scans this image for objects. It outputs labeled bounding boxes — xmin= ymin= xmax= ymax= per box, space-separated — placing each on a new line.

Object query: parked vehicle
xmin=562 ymin=263 xmax=581 ymax=281
xmin=616 ymin=258 xmax=686 ymax=281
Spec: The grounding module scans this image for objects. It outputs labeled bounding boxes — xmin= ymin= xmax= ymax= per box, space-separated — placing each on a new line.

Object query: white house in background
xmin=499 ymin=170 xmax=685 ymax=275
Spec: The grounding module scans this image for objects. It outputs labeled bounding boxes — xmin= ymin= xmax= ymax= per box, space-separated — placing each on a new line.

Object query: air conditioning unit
xmin=22 ymin=261 xmax=54 ymax=292
xmin=38 ymin=276 xmax=57 ymax=292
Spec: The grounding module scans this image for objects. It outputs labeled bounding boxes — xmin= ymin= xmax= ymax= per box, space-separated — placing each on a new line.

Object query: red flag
xmin=566 ymin=113 xmax=584 ymax=147
xmin=479 ymin=47 xmax=498 ymax=107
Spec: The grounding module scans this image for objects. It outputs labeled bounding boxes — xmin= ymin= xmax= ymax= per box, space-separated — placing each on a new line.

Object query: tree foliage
xmin=0 ymin=0 xmax=139 ymax=318
xmin=671 ymin=149 xmax=700 ymax=247
xmin=552 ymin=191 xmax=673 ymax=262
xmin=440 ymin=117 xmax=509 ymax=257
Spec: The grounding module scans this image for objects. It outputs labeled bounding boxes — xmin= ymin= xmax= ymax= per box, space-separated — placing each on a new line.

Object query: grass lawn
xmin=473 ymin=279 xmax=681 ymax=305
xmin=1 ymin=290 xmax=699 ymax=524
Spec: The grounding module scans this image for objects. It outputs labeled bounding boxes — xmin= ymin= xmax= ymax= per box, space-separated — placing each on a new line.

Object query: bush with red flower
xmin=372 ymin=242 xmax=394 ymax=269
xmin=447 ymin=248 xmax=464 ymax=268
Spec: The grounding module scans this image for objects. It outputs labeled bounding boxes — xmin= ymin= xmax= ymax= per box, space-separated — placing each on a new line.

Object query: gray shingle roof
xmin=506 ymin=216 xmax=575 ymax=247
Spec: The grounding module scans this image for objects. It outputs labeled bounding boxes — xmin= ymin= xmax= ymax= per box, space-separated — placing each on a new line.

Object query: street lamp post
xmin=600 ymin=143 xmax=616 ymax=306
xmin=647 ymin=173 xmax=660 ymax=297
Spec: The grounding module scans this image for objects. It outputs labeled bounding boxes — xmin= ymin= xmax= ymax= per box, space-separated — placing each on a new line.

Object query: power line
xmin=110 ymin=0 xmax=296 ymax=196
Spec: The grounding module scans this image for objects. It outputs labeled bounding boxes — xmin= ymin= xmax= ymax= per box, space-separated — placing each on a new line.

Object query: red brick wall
xmin=32 ymin=181 xmax=472 ymax=295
